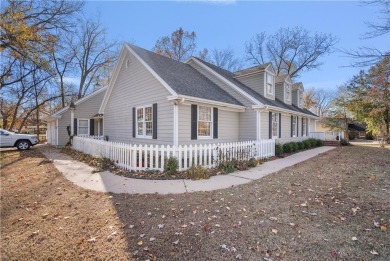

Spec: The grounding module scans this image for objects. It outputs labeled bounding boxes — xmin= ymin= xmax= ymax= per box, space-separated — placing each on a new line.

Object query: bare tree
xmin=72 ymin=18 xmax=117 ymax=99
xmin=343 ymin=1 xmax=390 ymax=67
xmin=50 ymin=32 xmax=77 ymax=107
xmin=210 ymin=47 xmax=243 ymax=71
xmin=154 ymin=27 xmax=198 ymax=62
xmin=0 ymin=0 xmax=83 ymax=88
xmin=245 ymin=27 xmax=338 ymax=78
xmin=304 ymin=88 xmax=337 ymax=117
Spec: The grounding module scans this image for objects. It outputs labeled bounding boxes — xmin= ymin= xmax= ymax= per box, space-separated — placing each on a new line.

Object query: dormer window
xmin=299 ymin=91 xmax=303 ymax=107
xmin=266 ymin=73 xmax=274 ymax=95
xmin=286 ymin=84 xmax=291 ymax=101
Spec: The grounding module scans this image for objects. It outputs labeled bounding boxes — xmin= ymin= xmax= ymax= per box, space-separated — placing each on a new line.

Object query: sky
xmin=84 ymin=0 xmax=389 ymax=90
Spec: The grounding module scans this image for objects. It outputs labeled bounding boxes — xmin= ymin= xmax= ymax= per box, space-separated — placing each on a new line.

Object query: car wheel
xmin=16 ymin=140 xmax=31 ymax=150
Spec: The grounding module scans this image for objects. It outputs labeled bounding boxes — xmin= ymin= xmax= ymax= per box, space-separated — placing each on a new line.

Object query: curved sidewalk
xmin=41 ymin=146 xmax=335 ymax=195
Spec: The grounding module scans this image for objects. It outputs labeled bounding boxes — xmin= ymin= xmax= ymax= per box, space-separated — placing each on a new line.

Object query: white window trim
xmin=292 ymin=116 xmax=297 ymax=137
xmin=136 ymin=105 xmax=153 ymax=139
xmin=266 ymin=72 xmax=274 ymax=95
xmin=78 ymin=118 xmax=90 ymax=136
xmin=272 ymin=112 xmax=279 ymax=139
xmin=285 ymin=84 xmax=291 ymax=102
xmin=302 ymin=118 xmax=307 ymax=136
xmin=197 ymin=105 xmax=213 ymax=139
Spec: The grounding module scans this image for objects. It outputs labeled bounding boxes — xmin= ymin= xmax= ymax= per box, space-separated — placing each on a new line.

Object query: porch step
xmin=324 ymin=140 xmax=341 ymax=146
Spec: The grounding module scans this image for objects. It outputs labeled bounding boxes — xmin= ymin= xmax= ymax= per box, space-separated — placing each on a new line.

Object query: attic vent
xmin=126 ymin=59 xmax=130 ymax=68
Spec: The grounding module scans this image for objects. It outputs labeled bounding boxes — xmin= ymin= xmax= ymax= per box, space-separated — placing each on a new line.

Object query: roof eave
xmin=167 ymin=95 xmax=246 ymax=112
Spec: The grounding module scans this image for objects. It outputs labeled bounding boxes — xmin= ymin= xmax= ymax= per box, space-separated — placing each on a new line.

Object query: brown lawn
xmin=1 ymin=144 xmax=389 ymax=260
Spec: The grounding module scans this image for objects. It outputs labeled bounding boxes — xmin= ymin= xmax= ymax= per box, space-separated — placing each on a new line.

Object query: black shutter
xmin=291 ymin=115 xmax=293 ymax=137
xmin=301 ymin=117 xmax=304 ymax=136
xmin=296 ymin=117 xmax=299 ymax=137
xmin=269 ymin=111 xmax=272 ymax=139
xmin=213 ymin=107 xmax=218 ymax=139
xmin=90 ymin=119 xmax=94 ymax=135
xmin=132 ymin=107 xmax=136 ymax=138
xmin=74 ymin=118 xmax=77 ymax=135
xmin=191 ymin=104 xmax=197 ymax=140
xmin=279 ymin=113 xmax=281 ymax=138
xmin=153 ymin=103 xmax=157 ymax=139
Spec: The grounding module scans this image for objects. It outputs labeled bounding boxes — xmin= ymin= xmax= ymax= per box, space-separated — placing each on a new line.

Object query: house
xmin=47 ymin=43 xmax=318 ymax=147
xmin=46 ymin=86 xmax=107 ymax=147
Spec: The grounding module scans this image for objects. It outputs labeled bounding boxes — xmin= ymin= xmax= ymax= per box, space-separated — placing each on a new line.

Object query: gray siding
xmin=235 ymin=73 xmax=265 ymax=97
xmin=103 ymin=51 xmax=174 ymax=145
xmin=188 ymin=60 xmax=257 ymax=141
xmin=275 ymin=82 xmax=285 ymax=102
xmin=178 ymin=104 xmax=239 ymax=144
xmin=57 ymin=90 xmax=106 ymax=147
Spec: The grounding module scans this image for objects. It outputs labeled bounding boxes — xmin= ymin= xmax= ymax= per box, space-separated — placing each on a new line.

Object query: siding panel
xmin=103 ymin=52 xmax=173 ymax=145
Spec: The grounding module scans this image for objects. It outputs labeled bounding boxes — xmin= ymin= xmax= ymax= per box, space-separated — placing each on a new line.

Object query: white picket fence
xmin=72 ymin=136 xmax=275 ymax=171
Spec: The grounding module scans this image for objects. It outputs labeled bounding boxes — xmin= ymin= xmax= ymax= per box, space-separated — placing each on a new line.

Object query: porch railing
xmin=72 ymin=136 xmax=275 ymax=171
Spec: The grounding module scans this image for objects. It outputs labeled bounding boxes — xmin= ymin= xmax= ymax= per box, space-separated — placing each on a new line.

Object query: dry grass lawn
xmin=1 ymin=145 xmax=389 ymax=260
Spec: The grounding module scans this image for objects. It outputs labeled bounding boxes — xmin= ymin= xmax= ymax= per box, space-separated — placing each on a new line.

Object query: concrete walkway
xmin=40 ymin=146 xmax=335 ymax=195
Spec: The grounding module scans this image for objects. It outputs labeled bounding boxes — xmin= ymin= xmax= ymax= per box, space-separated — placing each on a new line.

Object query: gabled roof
xmin=48 ymin=87 xmax=108 ymax=119
xmin=192 ymin=58 xmax=317 ymax=117
xmin=127 ymin=44 xmax=242 ymax=106
xmin=234 ymin=63 xmax=274 ymax=77
xmin=275 ymin=74 xmax=292 ymax=84
xmin=293 ymin=82 xmax=304 ymax=91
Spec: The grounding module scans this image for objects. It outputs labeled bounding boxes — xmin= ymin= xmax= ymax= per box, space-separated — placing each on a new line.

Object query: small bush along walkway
xmin=275 ymin=138 xmax=324 ymax=157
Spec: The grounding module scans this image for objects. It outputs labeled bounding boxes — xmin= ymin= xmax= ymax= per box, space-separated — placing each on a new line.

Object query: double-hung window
xmin=78 ymin=119 xmax=89 ymax=135
xmin=299 ymin=91 xmax=303 ymax=107
xmin=286 ymin=84 xmax=291 ymax=101
xmin=198 ymin=106 xmax=212 ymax=138
xmin=267 ymin=73 xmax=274 ymax=95
xmin=292 ymin=116 xmax=297 ymax=137
xmin=136 ymin=106 xmax=153 ymax=138
xmin=302 ymin=118 xmax=307 ymax=136
xmin=272 ymin=113 xmax=279 ymax=138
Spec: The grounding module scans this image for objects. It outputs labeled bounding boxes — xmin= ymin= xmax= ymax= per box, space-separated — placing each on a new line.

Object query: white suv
xmin=0 ymin=129 xmax=39 ymax=150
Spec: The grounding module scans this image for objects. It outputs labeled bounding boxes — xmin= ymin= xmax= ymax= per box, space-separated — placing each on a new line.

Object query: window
xmin=299 ymin=91 xmax=303 ymax=106
xmin=267 ymin=73 xmax=274 ymax=95
xmin=302 ymin=118 xmax=307 ymax=136
xmin=292 ymin=116 xmax=297 ymax=137
xmin=272 ymin=113 xmax=279 ymax=138
xmin=136 ymin=106 xmax=153 ymax=138
xmin=286 ymin=84 xmax=291 ymax=101
xmin=198 ymin=106 xmax=212 ymax=138
xmin=78 ymin=119 xmax=89 ymax=135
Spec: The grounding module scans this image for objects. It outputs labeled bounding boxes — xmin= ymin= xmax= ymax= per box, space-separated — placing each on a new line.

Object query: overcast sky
xmin=84 ymin=0 xmax=389 ymax=90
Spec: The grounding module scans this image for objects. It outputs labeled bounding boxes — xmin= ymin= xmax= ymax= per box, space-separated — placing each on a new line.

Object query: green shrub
xmin=297 ymin=141 xmax=304 ymax=151
xmin=275 ymin=143 xmax=283 ymax=156
xmin=248 ymin=157 xmax=259 ymax=168
xmin=188 ymin=165 xmax=210 ymax=180
xmin=290 ymin=142 xmax=298 ymax=152
xmin=164 ymin=157 xmax=178 ymax=175
xmin=341 ymin=138 xmax=349 ymax=146
xmin=308 ymin=138 xmax=317 ymax=147
xmin=283 ymin=143 xmax=292 ymax=153
xmin=316 ymin=139 xmax=324 ymax=147
xmin=303 ymin=140 xmax=311 ymax=149
xmin=219 ymin=161 xmax=236 ymax=174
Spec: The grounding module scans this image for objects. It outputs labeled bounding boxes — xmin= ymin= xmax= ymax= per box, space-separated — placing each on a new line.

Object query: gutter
xmin=167 ymin=95 xmax=246 ymax=112
xmin=252 ymin=104 xmax=319 ymax=119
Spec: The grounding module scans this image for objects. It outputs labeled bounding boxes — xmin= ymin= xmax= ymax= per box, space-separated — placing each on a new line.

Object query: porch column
xmin=173 ymin=103 xmax=179 ymax=147
xmin=256 ymin=110 xmax=261 ymax=141
xmin=70 ymin=108 xmax=75 ymax=136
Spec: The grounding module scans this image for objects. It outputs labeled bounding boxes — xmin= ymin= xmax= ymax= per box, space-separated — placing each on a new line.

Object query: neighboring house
xmin=348 ymin=122 xmax=367 ymax=139
xmin=47 ymin=43 xmax=318 ymax=147
xmin=315 ymin=120 xmax=345 ymax=140
xmin=46 ymin=87 xmax=107 ymax=147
